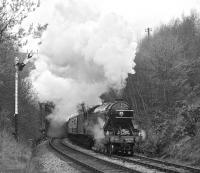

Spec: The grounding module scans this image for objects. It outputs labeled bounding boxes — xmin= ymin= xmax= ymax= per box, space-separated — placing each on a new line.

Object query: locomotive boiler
xmin=67 ymin=100 xmax=142 ymax=155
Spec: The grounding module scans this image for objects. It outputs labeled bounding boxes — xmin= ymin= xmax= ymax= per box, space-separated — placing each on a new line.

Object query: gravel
xmin=31 ymin=141 xmax=82 ymax=173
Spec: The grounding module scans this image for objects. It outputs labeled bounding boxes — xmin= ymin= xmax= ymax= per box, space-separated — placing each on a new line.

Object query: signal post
xmin=14 ymin=52 xmax=33 ymax=141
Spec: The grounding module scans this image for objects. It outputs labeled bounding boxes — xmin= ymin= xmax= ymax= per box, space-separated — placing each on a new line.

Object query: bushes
xmin=140 ymin=104 xmax=200 ymax=165
xmin=0 ymin=108 xmax=39 ymax=172
xmin=167 ymin=134 xmax=200 ymax=165
xmin=142 ymin=111 xmax=175 ymax=156
xmin=0 ymin=130 xmax=34 ymax=171
xmin=174 ymin=105 xmax=200 ymax=138
xmin=167 ymin=105 xmax=200 ymax=164
xmin=0 ymin=109 xmax=12 ymax=132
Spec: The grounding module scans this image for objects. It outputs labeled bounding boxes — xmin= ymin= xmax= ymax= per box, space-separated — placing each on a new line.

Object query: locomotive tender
xmin=67 ymin=100 xmax=142 ymax=155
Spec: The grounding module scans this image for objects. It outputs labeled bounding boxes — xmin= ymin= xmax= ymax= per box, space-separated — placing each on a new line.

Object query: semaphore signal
xmin=14 ymin=51 xmax=34 ymax=141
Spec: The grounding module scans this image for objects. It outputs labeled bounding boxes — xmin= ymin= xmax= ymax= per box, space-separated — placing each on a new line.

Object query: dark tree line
xmin=128 ymin=12 xmax=200 ymax=110
xmin=122 ymin=11 xmax=200 ymax=157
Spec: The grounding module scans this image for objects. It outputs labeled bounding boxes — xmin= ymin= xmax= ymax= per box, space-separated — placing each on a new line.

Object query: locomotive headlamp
xmin=119 ymin=111 xmax=124 ymax=117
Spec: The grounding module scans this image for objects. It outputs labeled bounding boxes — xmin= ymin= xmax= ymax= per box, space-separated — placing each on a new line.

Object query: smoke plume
xmin=30 ymin=0 xmax=136 ymax=122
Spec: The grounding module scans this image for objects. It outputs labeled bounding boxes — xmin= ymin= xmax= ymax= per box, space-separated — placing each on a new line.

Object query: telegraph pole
xmin=14 ymin=52 xmax=33 ymax=141
xmin=145 ymin=27 xmax=152 ymax=39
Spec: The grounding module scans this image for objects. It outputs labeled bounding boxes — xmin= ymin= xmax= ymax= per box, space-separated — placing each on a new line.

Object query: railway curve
xmin=49 ymin=138 xmax=142 ymax=173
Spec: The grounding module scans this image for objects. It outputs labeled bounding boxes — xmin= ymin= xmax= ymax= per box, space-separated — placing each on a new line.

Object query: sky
xmin=24 ymin=0 xmax=200 ymax=42
xmin=81 ymin=0 xmax=199 ymax=39
xmin=22 ymin=0 xmax=200 ymax=54
xmin=22 ymin=0 xmax=200 ymax=121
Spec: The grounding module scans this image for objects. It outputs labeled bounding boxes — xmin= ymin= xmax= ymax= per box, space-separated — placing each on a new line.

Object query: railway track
xmin=50 ymin=138 xmax=200 ymax=173
xmin=49 ymin=138 xmax=142 ymax=173
xmin=114 ymin=154 xmax=200 ymax=173
xmin=134 ymin=154 xmax=200 ymax=173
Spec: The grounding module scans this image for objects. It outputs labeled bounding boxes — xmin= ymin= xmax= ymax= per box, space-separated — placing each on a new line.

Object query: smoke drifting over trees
xmin=30 ymin=0 xmax=136 ymax=120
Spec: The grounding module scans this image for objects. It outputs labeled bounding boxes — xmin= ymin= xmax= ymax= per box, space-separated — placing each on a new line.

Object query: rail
xmin=49 ymin=138 xmax=142 ymax=173
xmin=113 ymin=154 xmax=200 ymax=173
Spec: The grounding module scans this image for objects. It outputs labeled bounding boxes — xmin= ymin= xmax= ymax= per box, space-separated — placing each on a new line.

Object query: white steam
xmin=92 ymin=117 xmax=105 ymax=141
xmin=30 ymin=0 xmax=136 ymax=122
xmin=139 ymin=129 xmax=146 ymax=141
xmin=88 ymin=117 xmax=105 ymax=150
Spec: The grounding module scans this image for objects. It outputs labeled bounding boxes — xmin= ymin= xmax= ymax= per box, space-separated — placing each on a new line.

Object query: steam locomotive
xmin=66 ymin=100 xmax=143 ymax=155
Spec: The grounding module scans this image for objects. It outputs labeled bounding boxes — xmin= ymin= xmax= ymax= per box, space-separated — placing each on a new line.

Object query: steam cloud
xmin=89 ymin=117 xmax=106 ymax=150
xmin=30 ymin=0 xmax=136 ymax=122
xmin=91 ymin=117 xmax=105 ymax=141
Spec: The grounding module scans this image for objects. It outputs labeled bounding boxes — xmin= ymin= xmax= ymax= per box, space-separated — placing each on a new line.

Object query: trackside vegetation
xmin=0 ymin=0 xmax=47 ymax=171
